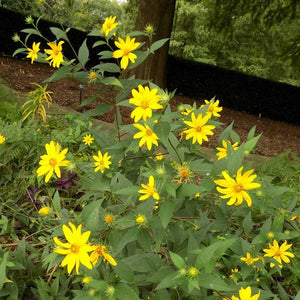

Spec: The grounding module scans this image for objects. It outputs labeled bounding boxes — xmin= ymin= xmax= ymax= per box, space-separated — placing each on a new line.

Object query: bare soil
xmin=1 ymin=56 xmax=300 ymax=157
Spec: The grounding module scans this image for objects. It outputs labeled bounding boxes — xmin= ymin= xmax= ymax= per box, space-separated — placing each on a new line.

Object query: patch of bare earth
xmin=1 ymin=56 xmax=300 ymax=157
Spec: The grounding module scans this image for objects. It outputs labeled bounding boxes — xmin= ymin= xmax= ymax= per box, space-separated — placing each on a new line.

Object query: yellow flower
xmin=290 ymin=215 xmax=300 ymax=221
xmin=231 ymin=286 xmax=260 ymax=300
xmin=102 ymin=16 xmax=118 ymax=36
xmin=240 ymin=252 xmax=259 ymax=265
xmin=214 ymin=166 xmax=261 ymax=207
xmin=173 ymin=163 xmax=192 ymax=183
xmin=82 ymin=276 xmax=91 ymax=284
xmin=216 ymin=140 xmax=239 ymax=160
xmin=229 ymin=268 xmax=239 ymax=279
xmin=136 ymin=214 xmax=146 ymax=224
xmin=0 ymin=134 xmax=6 ymax=144
xmin=263 ymin=240 xmax=294 ymax=268
xmin=45 ymin=41 xmax=64 ymax=68
xmin=267 ymin=232 xmax=274 ymax=239
xmin=90 ymin=245 xmax=117 ymax=266
xmin=112 ymin=36 xmax=140 ymax=69
xmin=138 ymin=175 xmax=159 ymax=201
xmin=201 ymin=99 xmax=223 ymax=118
xmin=104 ymin=214 xmax=114 ymax=225
xmin=129 ymin=85 xmax=162 ymax=122
xmin=93 ymin=150 xmax=112 ymax=173
xmin=26 ymin=42 xmax=40 ymax=64
xmin=145 ymin=24 xmax=154 ymax=34
xmin=188 ymin=267 xmax=198 ymax=277
xmin=83 ymin=134 xmax=94 ymax=146
xmin=38 ymin=206 xmax=51 ymax=215
xmin=89 ymin=71 xmax=97 ymax=81
xmin=183 ymin=112 xmax=215 ymax=145
xmin=155 ymin=153 xmax=164 ymax=160
xmin=133 ymin=123 xmax=159 ymax=151
xmin=37 ymin=141 xmax=70 ymax=183
xmin=53 ymin=222 xmax=95 ymax=274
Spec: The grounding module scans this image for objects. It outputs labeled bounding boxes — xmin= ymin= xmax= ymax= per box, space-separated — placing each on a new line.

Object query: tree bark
xmin=132 ymin=0 xmax=176 ymax=88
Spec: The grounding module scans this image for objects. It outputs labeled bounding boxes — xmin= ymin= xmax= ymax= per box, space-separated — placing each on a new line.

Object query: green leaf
xmin=101 ymin=76 xmax=123 ymax=88
xmin=198 ymin=274 xmax=233 ymax=292
xmin=78 ymin=39 xmax=89 ymax=67
xmin=169 ymin=251 xmax=185 ymax=269
xmin=88 ymin=29 xmax=102 ymax=37
xmin=165 ymin=182 xmax=177 ymax=198
xmin=21 ymin=28 xmax=40 ymax=36
xmin=44 ymin=65 xmax=72 ymax=82
xmin=99 ymin=50 xmax=113 ymax=59
xmin=94 ymin=63 xmax=120 ymax=74
xmin=115 ymin=283 xmax=140 ymax=300
xmin=116 ymin=227 xmax=138 ymax=253
xmin=0 ymin=252 xmax=8 ymax=290
xmin=82 ymin=103 xmax=111 ymax=117
xmin=244 ymin=133 xmax=262 ymax=153
xmin=176 ymin=184 xmax=201 ymax=198
xmin=81 ymin=200 xmax=101 ymax=232
xmin=50 ymin=27 xmax=68 ymax=40
xmin=159 ymin=200 xmax=175 ymax=228
xmin=114 ymin=261 xmax=134 ymax=283
xmin=52 ymin=190 xmax=61 ymax=213
xmin=154 ymin=121 xmax=170 ymax=140
xmin=12 ymin=47 xmax=27 ymax=57
xmin=155 ymin=272 xmax=179 ymax=290
xmin=242 ymin=212 xmax=254 ymax=234
xmin=35 ymin=278 xmax=50 ymax=299
xmin=150 ymin=38 xmax=169 ymax=52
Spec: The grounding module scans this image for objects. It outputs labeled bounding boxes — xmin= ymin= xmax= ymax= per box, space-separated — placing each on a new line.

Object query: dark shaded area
xmin=0 ymin=7 xmax=111 ymax=69
xmin=166 ymin=55 xmax=300 ymax=125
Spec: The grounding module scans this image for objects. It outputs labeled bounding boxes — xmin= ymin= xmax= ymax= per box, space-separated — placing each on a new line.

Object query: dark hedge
xmin=166 ymin=55 xmax=300 ymax=125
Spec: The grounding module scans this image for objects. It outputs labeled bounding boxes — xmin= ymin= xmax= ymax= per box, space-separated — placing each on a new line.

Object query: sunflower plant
xmin=0 ymin=12 xmax=300 ymax=300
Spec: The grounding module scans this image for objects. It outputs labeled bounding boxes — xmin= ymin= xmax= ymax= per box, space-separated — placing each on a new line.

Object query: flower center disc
xmin=141 ymin=98 xmax=149 ymax=109
xmin=234 ymin=183 xmax=243 ymax=193
xmin=195 ymin=126 xmax=202 ymax=132
xmin=49 ymin=158 xmax=57 ymax=167
xmin=146 ymin=129 xmax=153 ymax=136
xmin=70 ymin=244 xmax=80 ymax=254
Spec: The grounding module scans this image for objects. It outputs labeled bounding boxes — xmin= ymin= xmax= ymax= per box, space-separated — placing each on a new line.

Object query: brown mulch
xmin=1 ymin=56 xmax=300 ymax=157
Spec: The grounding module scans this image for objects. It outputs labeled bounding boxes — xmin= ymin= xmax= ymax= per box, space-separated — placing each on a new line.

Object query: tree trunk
xmin=132 ymin=0 xmax=176 ymax=88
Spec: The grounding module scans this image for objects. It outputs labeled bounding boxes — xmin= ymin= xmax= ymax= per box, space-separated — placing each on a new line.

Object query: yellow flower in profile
xmin=216 ymin=140 xmax=239 ymax=160
xmin=240 ymin=252 xmax=259 ymax=265
xmin=93 ymin=150 xmax=112 ymax=173
xmin=0 ymin=134 xmax=6 ymax=144
xmin=133 ymin=123 xmax=159 ymax=150
xmin=231 ymin=286 xmax=260 ymax=300
xmin=82 ymin=276 xmax=91 ymax=284
xmin=139 ymin=175 xmax=159 ymax=201
xmin=38 ymin=206 xmax=51 ymax=215
xmin=129 ymin=85 xmax=162 ymax=122
xmin=155 ymin=153 xmax=164 ymax=160
xmin=229 ymin=268 xmax=239 ymax=279
xmin=112 ymin=36 xmax=140 ymax=69
xmin=102 ymin=16 xmax=118 ymax=36
xmin=183 ymin=113 xmax=215 ymax=145
xmin=263 ymin=240 xmax=294 ymax=268
xmin=26 ymin=42 xmax=40 ymax=64
xmin=37 ymin=141 xmax=70 ymax=183
xmin=83 ymin=134 xmax=94 ymax=146
xmin=90 ymin=245 xmax=117 ymax=266
xmin=214 ymin=166 xmax=261 ymax=207
xmin=290 ymin=215 xmax=300 ymax=221
xmin=53 ymin=222 xmax=95 ymax=274
xmin=89 ymin=71 xmax=97 ymax=81
xmin=201 ymin=99 xmax=223 ymax=118
xmin=45 ymin=41 xmax=64 ymax=68
xmin=104 ymin=214 xmax=114 ymax=225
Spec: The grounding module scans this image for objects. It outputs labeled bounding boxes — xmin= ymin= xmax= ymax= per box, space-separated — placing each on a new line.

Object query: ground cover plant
xmin=0 ymin=13 xmax=300 ymax=300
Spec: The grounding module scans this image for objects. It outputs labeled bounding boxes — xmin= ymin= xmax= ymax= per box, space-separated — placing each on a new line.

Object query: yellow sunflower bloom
xmin=133 ymin=123 xmax=159 ymax=150
xmin=102 ymin=16 xmax=118 ymax=36
xmin=263 ymin=240 xmax=294 ymax=268
xmin=82 ymin=134 xmax=94 ymax=146
xmin=129 ymin=85 xmax=163 ymax=122
xmin=0 ymin=134 xmax=6 ymax=144
xmin=240 ymin=252 xmax=259 ymax=265
xmin=183 ymin=112 xmax=215 ymax=145
xmin=26 ymin=42 xmax=40 ymax=64
xmin=231 ymin=286 xmax=260 ymax=300
xmin=216 ymin=140 xmax=239 ymax=160
xmin=53 ymin=222 xmax=95 ymax=274
xmin=138 ymin=175 xmax=159 ymax=201
xmin=90 ymin=245 xmax=117 ymax=266
xmin=93 ymin=150 xmax=112 ymax=173
xmin=136 ymin=214 xmax=146 ymax=224
xmin=201 ymin=99 xmax=223 ymax=118
xmin=45 ymin=41 xmax=64 ymax=68
xmin=38 ymin=206 xmax=51 ymax=215
xmin=214 ymin=166 xmax=261 ymax=207
xmin=37 ymin=141 xmax=70 ymax=183
xmin=112 ymin=36 xmax=140 ymax=69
